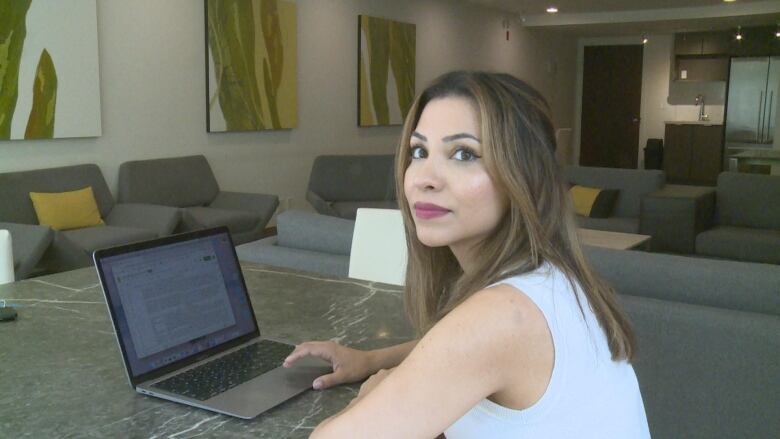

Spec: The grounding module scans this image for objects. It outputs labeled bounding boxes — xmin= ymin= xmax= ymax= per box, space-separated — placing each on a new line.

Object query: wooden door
xmin=580 ymin=45 xmax=643 ymax=169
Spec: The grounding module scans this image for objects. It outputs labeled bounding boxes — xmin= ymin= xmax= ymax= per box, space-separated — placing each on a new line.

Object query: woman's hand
xmin=283 ymin=340 xmax=373 ymax=390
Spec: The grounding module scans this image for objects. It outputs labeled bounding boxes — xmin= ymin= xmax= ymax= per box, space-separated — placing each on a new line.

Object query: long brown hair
xmin=395 ymin=71 xmax=635 ymax=361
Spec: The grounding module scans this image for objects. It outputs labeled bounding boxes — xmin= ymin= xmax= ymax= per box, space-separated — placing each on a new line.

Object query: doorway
xmin=580 ymin=45 xmax=643 ymax=169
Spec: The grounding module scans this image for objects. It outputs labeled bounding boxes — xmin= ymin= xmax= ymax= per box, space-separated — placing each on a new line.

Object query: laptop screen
xmin=96 ymin=230 xmax=258 ymax=379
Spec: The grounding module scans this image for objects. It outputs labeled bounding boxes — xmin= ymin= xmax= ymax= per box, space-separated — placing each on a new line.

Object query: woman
xmin=284 ymin=71 xmax=650 ymax=438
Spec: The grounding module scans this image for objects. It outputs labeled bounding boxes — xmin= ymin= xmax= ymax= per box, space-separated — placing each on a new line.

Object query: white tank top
xmin=444 ymin=264 xmax=651 ymax=438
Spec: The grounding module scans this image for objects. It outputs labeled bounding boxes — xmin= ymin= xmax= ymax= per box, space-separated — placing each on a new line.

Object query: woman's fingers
xmin=312 ymin=369 xmax=348 ymax=390
xmin=283 ymin=341 xmax=337 ymax=367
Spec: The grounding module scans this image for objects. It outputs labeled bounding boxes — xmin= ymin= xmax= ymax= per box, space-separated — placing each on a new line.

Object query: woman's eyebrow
xmin=411 ymin=132 xmax=427 ymax=141
xmin=442 ymin=133 xmax=480 ymax=142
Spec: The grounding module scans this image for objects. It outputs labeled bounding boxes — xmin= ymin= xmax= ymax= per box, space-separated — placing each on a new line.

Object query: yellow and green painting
xmin=206 ymin=0 xmax=297 ymax=132
xmin=0 ymin=0 xmax=102 ymax=140
xmin=359 ymin=15 xmax=415 ymax=127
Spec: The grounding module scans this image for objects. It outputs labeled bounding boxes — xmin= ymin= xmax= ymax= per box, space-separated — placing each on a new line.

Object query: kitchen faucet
xmin=695 ymin=94 xmax=708 ymax=121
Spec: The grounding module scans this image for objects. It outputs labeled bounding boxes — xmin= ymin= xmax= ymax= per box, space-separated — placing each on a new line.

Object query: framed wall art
xmin=205 ymin=0 xmax=297 ymax=132
xmin=1 ymin=0 xmax=101 ymax=140
xmin=358 ymin=15 xmax=415 ymax=127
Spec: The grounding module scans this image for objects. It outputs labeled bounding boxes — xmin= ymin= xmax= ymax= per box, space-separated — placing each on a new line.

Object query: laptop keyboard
xmin=151 ymin=339 xmax=295 ymax=401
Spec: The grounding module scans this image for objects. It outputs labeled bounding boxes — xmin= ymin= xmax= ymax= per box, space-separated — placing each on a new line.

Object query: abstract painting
xmin=206 ymin=0 xmax=297 ymax=132
xmin=0 ymin=0 xmax=101 ymax=140
xmin=358 ymin=15 xmax=415 ymax=127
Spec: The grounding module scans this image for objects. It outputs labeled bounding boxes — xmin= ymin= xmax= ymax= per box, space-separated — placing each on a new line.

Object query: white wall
xmin=574 ymin=34 xmax=726 ymax=168
xmin=0 ymin=0 xmax=577 ymax=213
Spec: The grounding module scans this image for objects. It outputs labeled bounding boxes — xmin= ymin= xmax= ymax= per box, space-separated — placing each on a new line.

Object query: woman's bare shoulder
xmin=439 ymin=282 xmax=549 ymax=349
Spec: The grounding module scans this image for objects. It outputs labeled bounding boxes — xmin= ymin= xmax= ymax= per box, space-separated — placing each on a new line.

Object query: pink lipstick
xmin=414 ymin=202 xmax=451 ymax=219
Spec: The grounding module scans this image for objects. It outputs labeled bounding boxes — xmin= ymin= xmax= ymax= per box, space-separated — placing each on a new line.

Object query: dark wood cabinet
xmin=675 ymin=33 xmax=703 ymax=56
xmin=664 ymin=124 xmax=724 ymax=186
xmin=675 ymin=32 xmax=732 ymax=56
xmin=701 ymin=32 xmax=732 ymax=55
xmin=673 ymin=31 xmax=730 ymax=82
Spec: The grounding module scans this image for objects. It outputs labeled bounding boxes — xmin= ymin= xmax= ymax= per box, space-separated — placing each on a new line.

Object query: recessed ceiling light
xmin=723 ymin=0 xmax=736 ymax=3
xmin=546 ymin=6 xmax=558 ymax=13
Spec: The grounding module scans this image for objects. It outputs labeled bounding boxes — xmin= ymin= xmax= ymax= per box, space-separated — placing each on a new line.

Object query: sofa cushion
xmin=576 ymin=216 xmax=639 ymax=234
xmin=118 ymin=155 xmax=219 ymax=207
xmin=695 ymin=225 xmax=780 ymax=265
xmin=716 ymin=172 xmax=780 ymax=229
xmin=181 ymin=207 xmax=260 ymax=234
xmin=236 ymin=236 xmax=350 ymax=277
xmin=0 ymin=164 xmax=115 ymax=225
xmin=621 ymin=295 xmax=780 ymax=439
xmin=564 ymin=166 xmax=664 ymax=218
xmin=308 ymin=155 xmax=396 ymax=202
xmin=29 ymin=186 xmax=105 ymax=231
xmin=61 ymin=226 xmax=155 ymax=252
xmin=585 ymin=246 xmax=780 ymax=316
xmin=332 ymin=201 xmax=398 ymax=220
xmin=276 ymin=210 xmax=354 ymax=255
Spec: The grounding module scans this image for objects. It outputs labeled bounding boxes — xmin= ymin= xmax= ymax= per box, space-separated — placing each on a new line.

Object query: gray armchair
xmin=0 ymin=164 xmax=180 ymax=275
xmin=117 ymin=155 xmax=278 ymax=245
xmin=695 ymin=172 xmax=780 ymax=264
xmin=307 ymin=154 xmax=397 ymax=220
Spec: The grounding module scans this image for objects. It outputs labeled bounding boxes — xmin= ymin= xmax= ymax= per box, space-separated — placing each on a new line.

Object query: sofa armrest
xmin=209 ymin=191 xmax=279 ymax=226
xmin=639 ymin=186 xmax=715 ymax=254
xmin=105 ymin=203 xmax=181 ymax=237
xmin=306 ymin=190 xmax=339 ymax=217
xmin=0 ymin=222 xmax=54 ymax=280
xmin=277 ymin=210 xmax=355 ymax=255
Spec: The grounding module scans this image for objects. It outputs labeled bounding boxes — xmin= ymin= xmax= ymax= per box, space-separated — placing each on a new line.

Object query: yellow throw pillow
xmin=569 ymin=185 xmax=620 ymax=218
xmin=569 ymin=185 xmax=602 ymax=217
xmin=30 ymin=186 xmax=105 ymax=231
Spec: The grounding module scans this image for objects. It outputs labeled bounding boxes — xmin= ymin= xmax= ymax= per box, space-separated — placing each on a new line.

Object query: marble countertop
xmin=0 ymin=263 xmax=411 ymax=438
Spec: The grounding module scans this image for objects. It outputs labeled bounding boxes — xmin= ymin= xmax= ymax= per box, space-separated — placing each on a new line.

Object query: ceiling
xmin=465 ymin=0 xmax=780 ymax=37
xmin=468 ymin=0 xmax=773 ymax=15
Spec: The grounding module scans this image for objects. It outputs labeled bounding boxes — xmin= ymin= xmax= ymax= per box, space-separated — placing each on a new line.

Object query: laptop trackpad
xmin=206 ymin=355 xmax=331 ymax=418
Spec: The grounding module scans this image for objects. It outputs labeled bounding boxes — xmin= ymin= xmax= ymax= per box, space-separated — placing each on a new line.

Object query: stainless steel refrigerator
xmin=724 ymin=57 xmax=780 ymax=163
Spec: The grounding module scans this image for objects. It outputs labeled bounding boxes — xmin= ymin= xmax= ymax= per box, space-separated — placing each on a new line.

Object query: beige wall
xmin=0 ymin=0 xmax=577 ymax=213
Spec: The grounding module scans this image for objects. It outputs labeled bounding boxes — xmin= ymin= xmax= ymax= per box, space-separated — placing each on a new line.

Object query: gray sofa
xmin=117 ymin=155 xmax=279 ymax=245
xmin=564 ymin=166 xmax=666 ymax=233
xmin=0 ymin=164 xmax=180 ymax=275
xmin=307 ymin=154 xmax=397 ymax=220
xmin=586 ymin=246 xmax=779 ymax=439
xmin=695 ymin=172 xmax=780 ymax=264
xmin=237 ymin=210 xmax=354 ymax=277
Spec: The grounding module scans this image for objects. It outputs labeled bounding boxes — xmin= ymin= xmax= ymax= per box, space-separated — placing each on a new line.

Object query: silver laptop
xmin=94 ymin=226 xmax=330 ymax=419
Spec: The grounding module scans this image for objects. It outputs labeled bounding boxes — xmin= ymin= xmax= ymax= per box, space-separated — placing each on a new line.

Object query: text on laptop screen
xmin=99 ymin=233 xmax=256 ymax=377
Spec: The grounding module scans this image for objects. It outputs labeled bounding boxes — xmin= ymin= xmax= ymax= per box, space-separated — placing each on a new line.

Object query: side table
xmin=639 ymin=185 xmax=715 ymax=254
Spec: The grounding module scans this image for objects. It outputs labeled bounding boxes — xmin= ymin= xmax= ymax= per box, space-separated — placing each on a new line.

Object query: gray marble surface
xmin=0 ymin=263 xmax=411 ymax=438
